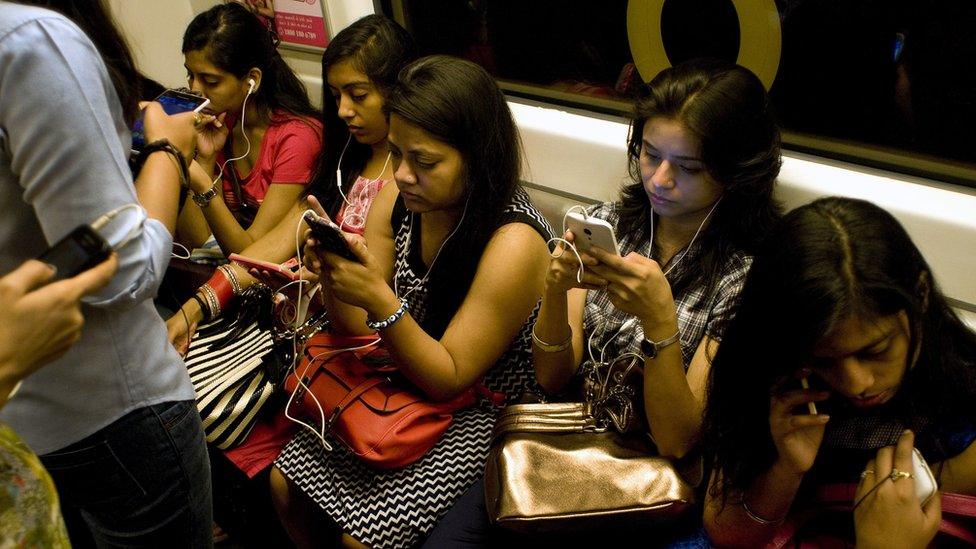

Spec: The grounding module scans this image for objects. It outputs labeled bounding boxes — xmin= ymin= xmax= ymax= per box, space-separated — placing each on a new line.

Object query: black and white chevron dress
xmin=275 ymin=188 xmax=553 ymax=548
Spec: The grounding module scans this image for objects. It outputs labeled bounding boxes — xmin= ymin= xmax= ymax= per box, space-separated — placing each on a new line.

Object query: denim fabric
xmin=40 ymin=400 xmax=212 ymax=548
xmin=424 ymin=480 xmax=709 ymax=548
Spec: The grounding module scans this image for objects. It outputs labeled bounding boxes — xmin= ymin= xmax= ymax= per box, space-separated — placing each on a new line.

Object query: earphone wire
xmin=395 ymin=197 xmax=469 ymax=300
xmin=338 ymin=150 xmax=392 ymax=232
xmin=282 ymin=208 xmax=381 ymax=450
xmin=335 ymin=134 xmax=353 ymax=205
xmin=90 ymin=203 xmax=145 ymax=252
xmin=211 ymin=84 xmax=254 ymax=191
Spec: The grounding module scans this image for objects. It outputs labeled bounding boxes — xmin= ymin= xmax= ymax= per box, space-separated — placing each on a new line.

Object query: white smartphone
xmin=911 ymin=448 xmax=937 ymax=506
xmin=564 ymin=211 xmax=621 ymax=255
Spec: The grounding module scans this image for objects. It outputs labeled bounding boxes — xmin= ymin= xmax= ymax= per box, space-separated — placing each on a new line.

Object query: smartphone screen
xmin=37 ymin=225 xmax=112 ymax=281
xmin=131 ymin=89 xmax=208 ymax=151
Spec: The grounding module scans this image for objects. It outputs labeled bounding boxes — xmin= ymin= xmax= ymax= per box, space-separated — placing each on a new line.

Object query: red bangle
xmin=205 ymin=269 xmax=235 ymax=313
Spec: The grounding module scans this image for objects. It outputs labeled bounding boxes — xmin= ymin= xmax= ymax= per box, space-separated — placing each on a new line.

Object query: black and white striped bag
xmin=183 ymin=285 xmax=292 ymax=449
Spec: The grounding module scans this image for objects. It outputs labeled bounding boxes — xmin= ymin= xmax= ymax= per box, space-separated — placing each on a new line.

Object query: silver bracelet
xmin=218 ymin=264 xmax=241 ymax=295
xmin=365 ymin=298 xmax=409 ymax=331
xmin=531 ymin=327 xmax=572 ymax=353
xmin=741 ymin=499 xmax=786 ymax=526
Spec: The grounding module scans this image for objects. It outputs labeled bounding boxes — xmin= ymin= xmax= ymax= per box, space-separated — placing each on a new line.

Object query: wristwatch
xmin=192 ymin=181 xmax=220 ymax=208
xmin=640 ymin=330 xmax=680 ymax=359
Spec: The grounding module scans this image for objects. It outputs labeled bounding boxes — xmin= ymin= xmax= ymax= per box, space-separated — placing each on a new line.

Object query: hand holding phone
xmin=564 ymin=211 xmax=621 ymax=255
xmin=303 ymin=212 xmax=357 ymax=261
xmin=37 ymin=225 xmax=112 ymax=281
xmin=132 ymin=89 xmax=210 ymax=151
xmin=911 ymin=448 xmax=937 ymax=506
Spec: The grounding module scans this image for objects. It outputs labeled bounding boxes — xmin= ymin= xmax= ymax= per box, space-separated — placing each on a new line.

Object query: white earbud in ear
xmin=247 ymin=78 xmax=256 ymax=94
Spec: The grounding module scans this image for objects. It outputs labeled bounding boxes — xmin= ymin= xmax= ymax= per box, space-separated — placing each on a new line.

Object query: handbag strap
xmin=473 ymin=383 xmax=506 ymax=407
xmin=767 ymin=483 xmax=976 ymax=548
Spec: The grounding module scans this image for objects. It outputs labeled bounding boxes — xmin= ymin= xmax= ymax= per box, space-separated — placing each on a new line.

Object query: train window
xmin=381 ymin=0 xmax=976 ymax=186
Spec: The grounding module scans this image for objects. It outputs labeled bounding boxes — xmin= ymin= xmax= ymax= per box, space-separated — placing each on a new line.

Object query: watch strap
xmin=641 ymin=330 xmax=680 ymax=358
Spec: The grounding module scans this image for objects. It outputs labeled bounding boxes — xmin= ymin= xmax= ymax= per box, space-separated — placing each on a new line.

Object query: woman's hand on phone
xmin=854 ymin=430 xmax=941 ymax=549
xmin=141 ymin=102 xmax=197 ymax=161
xmin=586 ymin=247 xmax=677 ymax=330
xmin=768 ymin=372 xmax=830 ymax=476
xmin=545 ymin=230 xmax=606 ymax=295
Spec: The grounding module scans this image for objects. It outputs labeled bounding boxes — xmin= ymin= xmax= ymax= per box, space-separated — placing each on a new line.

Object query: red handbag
xmin=766 ymin=483 xmax=976 ymax=548
xmin=284 ymin=332 xmax=501 ymax=469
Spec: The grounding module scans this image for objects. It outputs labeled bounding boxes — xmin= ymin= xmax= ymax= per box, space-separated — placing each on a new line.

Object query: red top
xmin=218 ymin=111 xmax=322 ymax=216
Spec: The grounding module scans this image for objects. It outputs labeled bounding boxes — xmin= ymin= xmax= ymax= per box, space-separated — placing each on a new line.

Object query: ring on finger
xmin=860 ymin=469 xmax=875 ymax=480
xmin=889 ymin=469 xmax=913 ymax=482
xmin=193 ymin=113 xmax=203 ymax=125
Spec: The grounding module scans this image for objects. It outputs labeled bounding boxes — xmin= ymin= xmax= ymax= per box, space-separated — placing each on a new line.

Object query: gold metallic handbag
xmin=483 ymin=356 xmax=698 ymax=532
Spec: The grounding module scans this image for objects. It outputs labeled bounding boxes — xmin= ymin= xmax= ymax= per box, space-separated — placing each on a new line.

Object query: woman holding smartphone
xmin=163 ymin=14 xmax=418 ymax=546
xmin=1 ymin=1 xmax=213 ymax=545
xmin=427 ymin=58 xmax=782 ymax=546
xmin=701 ymin=197 xmax=976 ymax=547
xmin=167 ymin=14 xmax=417 ymax=352
xmin=270 ymin=55 xmax=553 ymax=549
xmin=177 ymin=2 xmax=322 ymax=255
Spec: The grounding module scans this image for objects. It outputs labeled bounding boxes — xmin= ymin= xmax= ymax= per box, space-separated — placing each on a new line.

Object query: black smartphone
xmin=37 ymin=225 xmax=112 ymax=281
xmin=131 ymin=89 xmax=210 ymax=151
xmin=303 ymin=212 xmax=357 ymax=261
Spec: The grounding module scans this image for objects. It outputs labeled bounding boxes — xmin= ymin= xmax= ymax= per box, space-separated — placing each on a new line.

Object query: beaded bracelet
xmin=365 ymin=298 xmax=409 ymax=331
xmin=217 ymin=264 xmax=242 ymax=295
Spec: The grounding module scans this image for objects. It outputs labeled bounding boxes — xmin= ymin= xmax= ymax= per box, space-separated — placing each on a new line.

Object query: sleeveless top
xmin=276 ymin=187 xmax=554 ymax=549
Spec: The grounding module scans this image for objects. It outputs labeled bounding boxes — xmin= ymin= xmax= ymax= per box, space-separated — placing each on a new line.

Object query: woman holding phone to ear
xmin=701 ymin=197 xmax=976 ymax=548
xmin=177 ymin=2 xmax=321 ymax=255
xmin=162 ymin=14 xmax=418 ymax=546
xmin=166 ymin=14 xmax=417 ymax=353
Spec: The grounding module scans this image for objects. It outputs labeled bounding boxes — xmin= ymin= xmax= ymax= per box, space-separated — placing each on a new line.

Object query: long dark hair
xmin=19 ymin=0 xmax=142 ymax=125
xmin=306 ymin=14 xmax=417 ymax=217
xmin=620 ymin=58 xmax=782 ymax=300
xmin=385 ymin=55 xmax=522 ymax=337
xmin=701 ymin=197 xmax=976 ymax=502
xmin=182 ymin=3 xmax=318 ymax=122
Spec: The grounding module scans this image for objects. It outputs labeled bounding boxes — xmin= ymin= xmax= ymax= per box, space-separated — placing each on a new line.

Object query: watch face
xmin=640 ymin=338 xmax=657 ymax=358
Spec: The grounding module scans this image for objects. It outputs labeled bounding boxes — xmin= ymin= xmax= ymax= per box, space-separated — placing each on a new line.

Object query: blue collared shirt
xmin=0 ymin=3 xmax=194 ymax=454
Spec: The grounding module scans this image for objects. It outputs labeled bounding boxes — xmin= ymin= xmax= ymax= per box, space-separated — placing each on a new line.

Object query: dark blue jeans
xmin=41 ymin=400 xmax=213 ymax=548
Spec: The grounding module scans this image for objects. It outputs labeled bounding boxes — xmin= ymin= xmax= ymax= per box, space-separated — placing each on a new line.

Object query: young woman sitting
xmin=269 ymin=55 xmax=553 ymax=549
xmin=178 ymin=2 xmax=321 ymax=255
xmin=167 ymin=14 xmax=416 ymax=352
xmin=162 ymin=14 xmax=417 ymax=546
xmin=701 ymin=197 xmax=976 ymax=547
xmin=426 ymin=58 xmax=783 ymax=546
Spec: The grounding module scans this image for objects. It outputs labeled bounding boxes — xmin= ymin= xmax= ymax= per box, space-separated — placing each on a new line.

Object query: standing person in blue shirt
xmin=0 ymin=1 xmax=212 ymax=546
